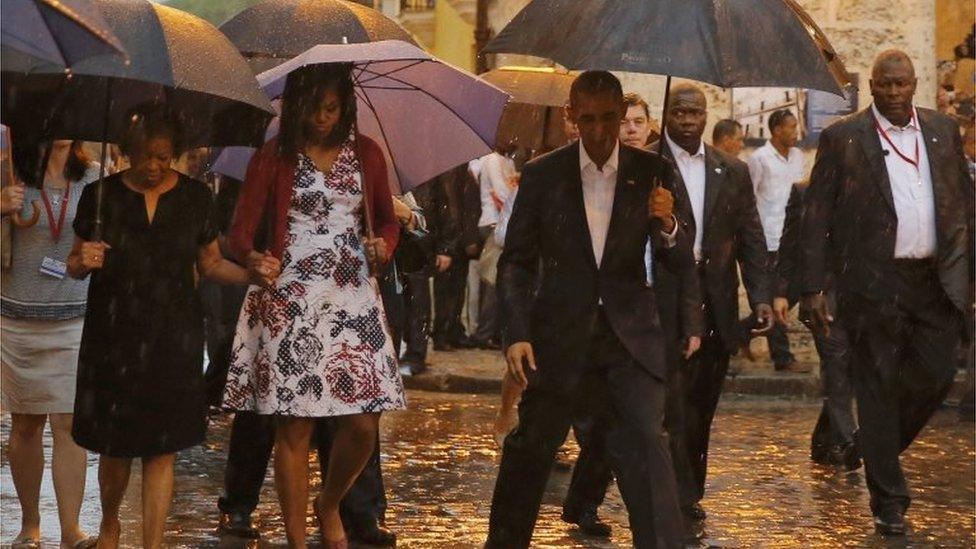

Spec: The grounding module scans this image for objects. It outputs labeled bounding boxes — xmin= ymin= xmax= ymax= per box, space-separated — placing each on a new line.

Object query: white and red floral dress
xmin=222 ymin=137 xmax=406 ymax=417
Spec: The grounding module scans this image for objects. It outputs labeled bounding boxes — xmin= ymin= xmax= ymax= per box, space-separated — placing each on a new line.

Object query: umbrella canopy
xmin=484 ymin=0 xmax=850 ymax=95
xmin=480 ymin=66 xmax=576 ymax=152
xmin=1 ymin=0 xmax=274 ymax=148
xmin=480 ymin=66 xmax=575 ymax=107
xmin=220 ymin=0 xmax=418 ymax=63
xmin=215 ymin=40 xmax=509 ymax=194
xmin=1 ymin=0 xmax=126 ymax=68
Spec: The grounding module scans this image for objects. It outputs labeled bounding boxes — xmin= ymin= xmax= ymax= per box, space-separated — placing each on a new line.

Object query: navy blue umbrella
xmin=1 ymin=0 xmax=126 ymax=67
xmin=484 ymin=0 xmax=850 ymax=95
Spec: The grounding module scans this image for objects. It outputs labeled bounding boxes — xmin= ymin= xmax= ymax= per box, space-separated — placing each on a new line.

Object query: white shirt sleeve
xmin=746 ymin=151 xmax=764 ymax=194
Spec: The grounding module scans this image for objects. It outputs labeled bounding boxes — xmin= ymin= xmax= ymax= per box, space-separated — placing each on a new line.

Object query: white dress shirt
xmin=580 ymin=141 xmax=620 ymax=266
xmin=665 ymin=130 xmax=706 ymax=260
xmin=477 ymin=152 xmax=516 ymax=228
xmin=871 ymin=104 xmax=937 ymax=259
xmin=747 ymin=140 xmax=806 ymax=251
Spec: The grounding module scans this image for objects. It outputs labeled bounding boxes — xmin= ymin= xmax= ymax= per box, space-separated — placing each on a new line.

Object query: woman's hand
xmin=68 ymin=237 xmax=111 ymax=278
xmin=247 ymin=251 xmax=281 ymax=288
xmin=1 ymin=185 xmax=25 ymax=216
xmin=364 ymin=237 xmax=389 ymax=271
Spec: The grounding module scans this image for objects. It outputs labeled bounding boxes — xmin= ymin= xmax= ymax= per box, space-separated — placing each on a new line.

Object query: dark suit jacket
xmin=653 ymin=140 xmax=771 ymax=352
xmin=774 ymin=184 xmax=806 ymax=302
xmin=498 ymin=142 xmax=697 ymax=383
xmin=412 ymin=165 xmax=463 ymax=258
xmin=801 ymin=107 xmax=974 ymax=315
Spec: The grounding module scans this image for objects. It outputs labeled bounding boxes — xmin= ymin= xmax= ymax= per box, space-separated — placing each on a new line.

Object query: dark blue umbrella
xmin=483 ymin=0 xmax=850 ymax=95
xmin=1 ymin=0 xmax=126 ymax=67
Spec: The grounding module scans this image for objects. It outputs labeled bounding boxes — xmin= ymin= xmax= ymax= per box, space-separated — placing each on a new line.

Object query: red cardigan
xmin=227 ymin=134 xmax=399 ymax=264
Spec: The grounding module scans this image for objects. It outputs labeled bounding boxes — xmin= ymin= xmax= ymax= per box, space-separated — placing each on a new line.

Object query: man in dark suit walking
xmin=652 ymin=84 xmax=774 ymax=525
xmin=485 ymin=71 xmax=693 ymax=549
xmin=801 ymin=50 xmax=974 ymax=536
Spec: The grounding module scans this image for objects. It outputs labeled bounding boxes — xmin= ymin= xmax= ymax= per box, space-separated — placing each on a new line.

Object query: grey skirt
xmin=1 ymin=316 xmax=84 ymax=414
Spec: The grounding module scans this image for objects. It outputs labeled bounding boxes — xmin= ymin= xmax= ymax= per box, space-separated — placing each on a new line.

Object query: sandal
xmin=73 ymin=536 xmax=99 ymax=549
xmin=10 ymin=537 xmax=41 ymax=549
xmin=314 ymin=495 xmax=348 ymax=549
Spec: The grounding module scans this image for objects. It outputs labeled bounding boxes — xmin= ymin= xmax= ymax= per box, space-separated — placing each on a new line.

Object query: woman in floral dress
xmin=222 ymin=63 xmax=404 ymax=549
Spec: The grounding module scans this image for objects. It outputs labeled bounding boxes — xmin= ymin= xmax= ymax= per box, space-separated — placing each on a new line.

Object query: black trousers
xmin=486 ymin=314 xmax=681 ymax=549
xmin=809 ymin=304 xmax=857 ymax=452
xmin=432 ymin=256 xmax=469 ymax=344
xmin=666 ymin=329 xmax=729 ymax=507
xmin=561 ymin=414 xmax=613 ymax=517
xmin=401 ymin=270 xmax=431 ymax=364
xmin=841 ymin=263 xmax=961 ymax=516
xmin=217 ymin=412 xmax=387 ymax=524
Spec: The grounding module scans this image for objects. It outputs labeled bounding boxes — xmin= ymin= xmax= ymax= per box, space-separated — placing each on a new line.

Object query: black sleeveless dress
xmin=71 ymin=172 xmax=217 ymax=457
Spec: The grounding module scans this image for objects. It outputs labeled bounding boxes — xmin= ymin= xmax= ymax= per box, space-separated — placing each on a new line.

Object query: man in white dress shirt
xmin=801 ymin=50 xmax=974 ymax=536
xmin=746 ymin=109 xmax=806 ymax=372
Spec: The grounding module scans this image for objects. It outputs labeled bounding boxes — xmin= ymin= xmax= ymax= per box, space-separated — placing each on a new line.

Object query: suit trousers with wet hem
xmin=401 ymin=270 xmax=432 ymax=365
xmin=486 ymin=313 xmax=682 ymax=548
xmin=842 ymin=262 xmax=961 ymax=516
xmin=218 ymin=412 xmax=387 ymax=523
xmin=667 ymin=329 xmax=729 ymax=507
xmin=809 ymin=313 xmax=857 ymax=451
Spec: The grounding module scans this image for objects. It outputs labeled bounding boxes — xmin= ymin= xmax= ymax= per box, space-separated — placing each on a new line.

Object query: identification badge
xmin=39 ymin=256 xmax=67 ymax=279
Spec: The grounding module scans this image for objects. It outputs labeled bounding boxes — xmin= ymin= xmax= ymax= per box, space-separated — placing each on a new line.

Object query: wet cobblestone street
xmin=2 ymin=391 xmax=973 ymax=548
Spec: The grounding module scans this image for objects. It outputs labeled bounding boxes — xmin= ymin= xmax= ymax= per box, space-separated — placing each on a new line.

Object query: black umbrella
xmin=2 ymin=0 xmax=274 ymax=238
xmin=482 ymin=66 xmax=576 ymax=152
xmin=484 ymin=0 xmax=850 ymax=95
xmin=2 ymin=0 xmax=274 ymax=148
xmin=220 ymin=0 xmax=418 ymax=71
xmin=484 ymin=0 xmax=851 ymax=180
xmin=1 ymin=0 xmax=126 ymax=68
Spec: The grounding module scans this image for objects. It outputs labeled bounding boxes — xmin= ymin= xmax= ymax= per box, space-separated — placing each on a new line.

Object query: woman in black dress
xmin=67 ymin=104 xmax=280 ymax=548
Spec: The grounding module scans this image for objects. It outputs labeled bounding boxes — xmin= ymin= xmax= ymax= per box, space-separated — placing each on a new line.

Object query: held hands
xmin=648 ymin=186 xmax=675 ymax=233
xmin=247 ymin=251 xmax=281 ymax=288
xmin=79 ymin=241 xmax=111 ymax=271
xmin=392 ymin=196 xmax=415 ymax=230
xmin=800 ymin=293 xmax=833 ymax=338
xmin=1 ymin=185 xmax=24 ymax=215
xmin=505 ymin=341 xmax=536 ymax=389
xmin=364 ymin=237 xmax=389 ymax=272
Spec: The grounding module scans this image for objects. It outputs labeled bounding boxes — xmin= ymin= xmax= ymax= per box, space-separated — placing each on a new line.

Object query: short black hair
xmin=623 ymin=92 xmax=650 ymax=119
xmin=712 ymin=119 xmax=742 ymax=144
xmin=120 ymin=102 xmax=184 ymax=157
xmin=768 ymin=109 xmax=796 ymax=133
xmin=278 ymin=63 xmax=357 ymax=157
xmin=570 ymin=70 xmax=623 ymax=106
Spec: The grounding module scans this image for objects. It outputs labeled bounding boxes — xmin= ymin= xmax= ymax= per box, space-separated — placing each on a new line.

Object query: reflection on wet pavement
xmin=2 ymin=392 xmax=973 ymax=547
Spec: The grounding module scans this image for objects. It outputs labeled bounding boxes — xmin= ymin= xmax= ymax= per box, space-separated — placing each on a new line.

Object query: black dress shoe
xmin=682 ymin=503 xmax=707 ymax=522
xmin=561 ymin=509 xmax=612 ymax=538
xmin=873 ymin=508 xmax=906 ymax=536
xmin=218 ymin=511 xmax=260 ymax=539
xmin=348 ymin=518 xmax=397 ymax=547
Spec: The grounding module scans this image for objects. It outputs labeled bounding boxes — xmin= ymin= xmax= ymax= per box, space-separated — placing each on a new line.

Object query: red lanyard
xmin=873 ymin=110 xmax=920 ymax=171
xmin=40 ymin=182 xmax=71 ymax=241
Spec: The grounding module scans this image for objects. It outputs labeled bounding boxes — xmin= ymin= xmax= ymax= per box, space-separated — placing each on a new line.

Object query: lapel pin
xmin=627 ymin=179 xmax=635 ymax=185
xmin=714 ymin=167 xmax=722 ymax=174
xmin=931 ymin=137 xmax=938 ymax=142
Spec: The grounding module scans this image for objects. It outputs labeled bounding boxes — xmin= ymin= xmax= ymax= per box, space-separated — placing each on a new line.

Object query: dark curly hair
xmin=11 ymin=137 xmax=91 ymax=188
xmin=277 ymin=63 xmax=357 ymax=158
xmin=119 ymin=102 xmax=185 ymax=158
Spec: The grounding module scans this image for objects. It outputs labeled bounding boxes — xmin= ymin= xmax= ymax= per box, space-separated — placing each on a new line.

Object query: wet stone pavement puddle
xmin=1 ymin=391 xmax=973 ymax=548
